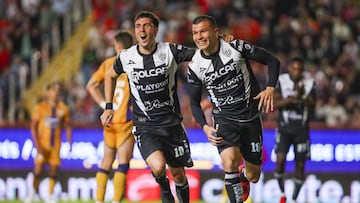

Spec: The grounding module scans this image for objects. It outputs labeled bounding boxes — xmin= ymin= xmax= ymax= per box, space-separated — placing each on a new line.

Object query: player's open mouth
xmin=140 ymin=34 xmax=147 ymax=40
xmin=197 ymin=40 xmax=206 ymax=46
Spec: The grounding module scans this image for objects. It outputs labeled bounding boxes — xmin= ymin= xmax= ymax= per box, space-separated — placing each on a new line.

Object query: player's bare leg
xmin=147 ymin=150 xmax=174 ymax=203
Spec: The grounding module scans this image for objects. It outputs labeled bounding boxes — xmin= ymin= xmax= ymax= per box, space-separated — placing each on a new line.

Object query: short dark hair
xmin=134 ymin=11 xmax=159 ymax=28
xmin=46 ymin=81 xmax=60 ymax=90
xmin=290 ymin=57 xmax=304 ymax=65
xmin=192 ymin=15 xmax=217 ymax=28
xmin=114 ymin=30 xmax=133 ymax=49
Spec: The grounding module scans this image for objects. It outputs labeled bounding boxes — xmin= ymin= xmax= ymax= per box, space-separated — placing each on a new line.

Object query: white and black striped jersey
xmin=113 ymin=42 xmax=195 ymax=127
xmin=188 ymin=39 xmax=280 ymax=127
xmin=276 ymin=73 xmax=316 ymax=134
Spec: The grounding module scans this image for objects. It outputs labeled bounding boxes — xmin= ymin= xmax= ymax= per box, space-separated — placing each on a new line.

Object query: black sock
xmin=274 ymin=172 xmax=285 ymax=193
xmin=292 ymin=177 xmax=304 ymax=201
xmin=155 ymin=174 xmax=172 ymax=192
xmin=176 ymin=180 xmax=189 ymax=203
xmin=154 ymin=174 xmax=174 ymax=202
xmin=225 ymin=172 xmax=242 ymax=202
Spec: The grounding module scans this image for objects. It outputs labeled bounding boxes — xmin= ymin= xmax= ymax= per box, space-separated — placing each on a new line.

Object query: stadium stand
xmin=0 ymin=0 xmax=359 ymax=128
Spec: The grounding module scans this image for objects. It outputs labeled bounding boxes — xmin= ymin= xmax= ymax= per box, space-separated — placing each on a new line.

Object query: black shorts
xmin=133 ymin=124 xmax=193 ymax=168
xmin=274 ymin=129 xmax=310 ymax=161
xmin=214 ymin=116 xmax=263 ymax=165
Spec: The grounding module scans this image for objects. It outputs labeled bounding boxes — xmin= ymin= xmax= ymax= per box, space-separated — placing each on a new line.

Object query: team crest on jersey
xmin=223 ymin=48 xmax=232 ymax=57
xmin=176 ymin=44 xmax=183 ymax=50
xmin=199 ymin=67 xmax=206 ymax=75
xmin=244 ymin=43 xmax=254 ymax=53
xmin=128 ymin=60 xmax=135 ymax=64
xmin=158 ymin=52 xmax=166 ymax=61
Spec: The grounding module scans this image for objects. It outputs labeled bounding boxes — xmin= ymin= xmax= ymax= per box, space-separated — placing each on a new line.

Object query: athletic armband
xmin=105 ymin=102 xmax=113 ymax=110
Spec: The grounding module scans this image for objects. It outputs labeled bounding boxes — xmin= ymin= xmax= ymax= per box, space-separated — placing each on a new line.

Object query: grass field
xmin=0 ymin=201 xmax=206 ymax=203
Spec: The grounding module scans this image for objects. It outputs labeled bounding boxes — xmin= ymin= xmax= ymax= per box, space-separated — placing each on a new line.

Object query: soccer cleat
xmin=160 ymin=190 xmax=175 ymax=203
xmin=241 ymin=179 xmax=250 ymax=201
xmin=279 ymin=195 xmax=286 ymax=203
xmin=239 ymin=165 xmax=250 ymax=201
xmin=24 ymin=191 xmax=36 ymax=203
xmin=47 ymin=198 xmax=57 ymax=203
xmin=24 ymin=196 xmax=33 ymax=203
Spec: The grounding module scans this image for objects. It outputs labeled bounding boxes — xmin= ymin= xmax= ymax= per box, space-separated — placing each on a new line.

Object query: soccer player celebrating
xmin=188 ymin=15 xmax=280 ymax=203
xmin=100 ymin=11 xmax=195 ymax=203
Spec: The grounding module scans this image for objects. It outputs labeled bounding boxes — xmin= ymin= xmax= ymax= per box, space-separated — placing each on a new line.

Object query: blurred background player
xmin=86 ymin=30 xmax=134 ymax=203
xmin=26 ymin=82 xmax=72 ymax=203
xmin=273 ymin=57 xmax=316 ymax=203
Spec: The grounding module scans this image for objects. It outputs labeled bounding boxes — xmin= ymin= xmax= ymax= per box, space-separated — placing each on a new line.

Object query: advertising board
xmin=0 ymin=127 xmax=359 ymax=202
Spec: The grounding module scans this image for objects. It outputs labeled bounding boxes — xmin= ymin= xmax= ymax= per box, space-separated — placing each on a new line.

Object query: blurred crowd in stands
xmin=1 ymin=0 xmax=360 ymax=128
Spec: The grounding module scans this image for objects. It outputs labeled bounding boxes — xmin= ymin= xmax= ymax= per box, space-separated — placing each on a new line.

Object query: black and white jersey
xmin=113 ymin=42 xmax=195 ymax=127
xmin=188 ymin=39 xmax=280 ymax=126
xmin=276 ymin=73 xmax=316 ymax=134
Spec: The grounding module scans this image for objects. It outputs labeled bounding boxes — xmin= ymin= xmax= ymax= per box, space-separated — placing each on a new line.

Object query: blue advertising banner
xmin=187 ymin=128 xmax=360 ymax=173
xmin=0 ymin=127 xmax=359 ymax=173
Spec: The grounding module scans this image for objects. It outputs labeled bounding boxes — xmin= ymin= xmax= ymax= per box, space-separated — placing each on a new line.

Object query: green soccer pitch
xmin=0 ymin=201 xmax=206 ymax=203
